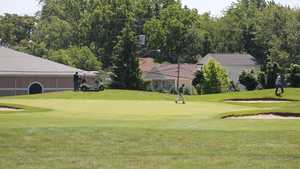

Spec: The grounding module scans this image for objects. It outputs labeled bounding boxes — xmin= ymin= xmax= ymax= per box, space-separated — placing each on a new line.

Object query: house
xmin=139 ymin=58 xmax=197 ymax=92
xmin=0 ymin=47 xmax=96 ymax=96
xmin=198 ymin=53 xmax=260 ymax=84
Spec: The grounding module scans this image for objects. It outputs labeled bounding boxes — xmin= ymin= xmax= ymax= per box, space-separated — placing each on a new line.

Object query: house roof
xmin=0 ymin=47 xmax=93 ymax=76
xmin=139 ymin=58 xmax=155 ymax=72
xmin=139 ymin=58 xmax=197 ymax=81
xmin=198 ymin=53 xmax=257 ymax=66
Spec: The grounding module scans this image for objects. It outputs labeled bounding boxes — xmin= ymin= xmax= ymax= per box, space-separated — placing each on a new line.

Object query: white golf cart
xmin=80 ymin=80 xmax=105 ymax=92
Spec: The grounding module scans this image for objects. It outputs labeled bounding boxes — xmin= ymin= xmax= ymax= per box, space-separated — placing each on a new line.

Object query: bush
xmin=170 ymin=87 xmax=178 ymax=95
xmin=265 ymin=61 xmax=281 ymax=88
xmin=239 ymin=70 xmax=258 ymax=91
xmin=194 ymin=84 xmax=203 ymax=95
xmin=257 ymin=71 xmax=266 ymax=88
xmin=202 ymin=60 xmax=229 ymax=94
xmin=192 ymin=70 xmax=205 ymax=95
xmin=184 ymin=87 xmax=191 ymax=95
xmin=287 ymin=64 xmax=300 ymax=87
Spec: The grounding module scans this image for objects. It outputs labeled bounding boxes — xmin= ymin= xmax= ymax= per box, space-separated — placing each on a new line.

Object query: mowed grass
xmin=0 ymin=89 xmax=300 ymax=169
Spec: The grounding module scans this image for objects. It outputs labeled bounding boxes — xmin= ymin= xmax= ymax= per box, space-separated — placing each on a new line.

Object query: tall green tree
xmin=0 ymin=14 xmax=36 ymax=47
xmin=202 ymin=60 xmax=229 ymax=94
xmin=47 ymin=46 xmax=101 ymax=71
xmin=112 ymin=25 xmax=142 ymax=89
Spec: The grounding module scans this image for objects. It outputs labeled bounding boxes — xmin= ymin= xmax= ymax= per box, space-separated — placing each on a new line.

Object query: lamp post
xmin=177 ymin=57 xmax=181 ymax=91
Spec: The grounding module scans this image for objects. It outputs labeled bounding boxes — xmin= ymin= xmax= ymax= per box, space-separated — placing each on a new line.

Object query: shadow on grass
xmin=222 ymin=112 xmax=300 ymax=119
xmin=224 ymin=97 xmax=298 ymax=102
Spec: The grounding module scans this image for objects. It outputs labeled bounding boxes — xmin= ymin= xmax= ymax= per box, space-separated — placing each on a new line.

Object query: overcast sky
xmin=0 ymin=0 xmax=300 ymax=16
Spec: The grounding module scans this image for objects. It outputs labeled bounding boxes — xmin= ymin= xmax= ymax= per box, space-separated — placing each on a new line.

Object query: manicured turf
xmin=0 ymin=89 xmax=300 ymax=169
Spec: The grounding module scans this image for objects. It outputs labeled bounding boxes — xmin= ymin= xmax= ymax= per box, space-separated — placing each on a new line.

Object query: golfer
xmin=176 ymin=84 xmax=186 ymax=104
xmin=73 ymin=72 xmax=80 ymax=92
xmin=275 ymin=73 xmax=284 ymax=96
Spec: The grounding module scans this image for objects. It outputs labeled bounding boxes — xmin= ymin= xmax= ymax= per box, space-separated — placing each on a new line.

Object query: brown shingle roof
xmin=139 ymin=58 xmax=155 ymax=72
xmin=139 ymin=58 xmax=197 ymax=81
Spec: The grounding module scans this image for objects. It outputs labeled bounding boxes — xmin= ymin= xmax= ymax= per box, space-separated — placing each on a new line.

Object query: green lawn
xmin=0 ymin=89 xmax=300 ymax=169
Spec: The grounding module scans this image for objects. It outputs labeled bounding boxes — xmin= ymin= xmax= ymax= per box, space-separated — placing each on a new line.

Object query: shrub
xmin=239 ymin=70 xmax=258 ymax=91
xmin=192 ymin=70 xmax=205 ymax=95
xmin=257 ymin=71 xmax=266 ymax=88
xmin=183 ymin=87 xmax=197 ymax=95
xmin=265 ymin=61 xmax=281 ymax=88
xmin=170 ymin=87 xmax=178 ymax=95
xmin=202 ymin=59 xmax=229 ymax=94
xmin=287 ymin=64 xmax=300 ymax=87
xmin=184 ymin=87 xmax=191 ymax=95
xmin=194 ymin=84 xmax=203 ymax=95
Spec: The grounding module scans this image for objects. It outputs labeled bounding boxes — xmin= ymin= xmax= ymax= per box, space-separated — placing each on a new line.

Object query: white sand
xmin=227 ymin=114 xmax=300 ymax=120
xmin=0 ymin=107 xmax=19 ymax=111
xmin=225 ymin=100 xmax=290 ymax=103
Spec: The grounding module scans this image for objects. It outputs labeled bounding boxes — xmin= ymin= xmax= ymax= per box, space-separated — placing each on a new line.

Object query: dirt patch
xmin=224 ymin=112 xmax=300 ymax=120
xmin=0 ymin=106 xmax=23 ymax=111
xmin=225 ymin=98 xmax=295 ymax=103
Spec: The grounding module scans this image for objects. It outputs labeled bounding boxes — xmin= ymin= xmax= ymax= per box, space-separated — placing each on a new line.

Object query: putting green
xmin=1 ymin=89 xmax=300 ymax=169
xmin=0 ymin=99 xmax=255 ymax=128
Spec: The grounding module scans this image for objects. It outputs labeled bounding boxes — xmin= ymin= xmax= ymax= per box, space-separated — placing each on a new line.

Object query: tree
xmin=202 ymin=60 xmax=229 ymax=94
xmin=112 ymin=25 xmax=142 ymax=89
xmin=257 ymin=71 xmax=266 ymax=88
xmin=192 ymin=70 xmax=205 ymax=94
xmin=0 ymin=14 xmax=36 ymax=47
xmin=47 ymin=46 xmax=101 ymax=71
xmin=33 ymin=16 xmax=72 ymax=50
xmin=143 ymin=3 xmax=205 ymax=63
xmin=287 ymin=64 xmax=300 ymax=87
xmin=239 ymin=70 xmax=258 ymax=90
xmin=265 ymin=61 xmax=281 ymax=88
xmin=2 ymin=0 xmax=300 ymax=78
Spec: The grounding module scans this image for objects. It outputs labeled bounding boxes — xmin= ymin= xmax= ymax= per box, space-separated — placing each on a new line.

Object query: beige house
xmin=139 ymin=58 xmax=197 ymax=92
xmin=198 ymin=53 xmax=260 ymax=84
xmin=0 ymin=47 xmax=95 ymax=96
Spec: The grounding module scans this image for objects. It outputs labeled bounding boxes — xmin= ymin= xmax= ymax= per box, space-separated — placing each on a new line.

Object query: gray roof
xmin=198 ymin=53 xmax=257 ymax=66
xmin=0 ymin=47 xmax=93 ymax=76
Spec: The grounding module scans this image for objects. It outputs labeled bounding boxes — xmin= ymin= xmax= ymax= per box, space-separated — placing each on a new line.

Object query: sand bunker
xmin=225 ymin=113 xmax=300 ymax=120
xmin=225 ymin=98 xmax=293 ymax=103
xmin=0 ymin=106 xmax=22 ymax=111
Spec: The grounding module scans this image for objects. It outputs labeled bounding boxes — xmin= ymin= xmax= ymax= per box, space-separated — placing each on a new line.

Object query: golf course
xmin=0 ymin=89 xmax=300 ymax=169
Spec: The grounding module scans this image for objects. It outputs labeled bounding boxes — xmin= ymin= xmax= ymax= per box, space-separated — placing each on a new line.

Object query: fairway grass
xmin=0 ymin=89 xmax=300 ymax=169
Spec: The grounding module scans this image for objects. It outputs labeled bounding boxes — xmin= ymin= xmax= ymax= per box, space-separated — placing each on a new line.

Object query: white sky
xmin=0 ymin=0 xmax=299 ymax=16
xmin=182 ymin=0 xmax=300 ymax=16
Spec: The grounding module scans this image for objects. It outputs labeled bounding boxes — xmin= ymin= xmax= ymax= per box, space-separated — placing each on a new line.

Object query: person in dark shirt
xmin=73 ymin=72 xmax=80 ymax=92
xmin=275 ymin=73 xmax=284 ymax=96
xmin=176 ymin=84 xmax=186 ymax=104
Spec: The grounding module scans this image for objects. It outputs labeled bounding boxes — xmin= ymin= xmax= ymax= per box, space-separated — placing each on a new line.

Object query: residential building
xmin=0 ymin=47 xmax=96 ymax=96
xmin=198 ymin=53 xmax=260 ymax=84
xmin=139 ymin=58 xmax=197 ymax=92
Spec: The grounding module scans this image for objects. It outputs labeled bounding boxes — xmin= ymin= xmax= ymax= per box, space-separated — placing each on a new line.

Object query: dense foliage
xmin=1 ymin=0 xmax=299 ymax=66
xmin=287 ymin=64 xmax=300 ymax=87
xmin=112 ymin=25 xmax=142 ymax=89
xmin=239 ymin=70 xmax=258 ymax=90
xmin=265 ymin=61 xmax=282 ymax=88
xmin=202 ymin=60 xmax=229 ymax=94
xmin=0 ymin=0 xmax=300 ymax=89
xmin=192 ymin=70 xmax=205 ymax=94
xmin=47 ymin=46 xmax=101 ymax=71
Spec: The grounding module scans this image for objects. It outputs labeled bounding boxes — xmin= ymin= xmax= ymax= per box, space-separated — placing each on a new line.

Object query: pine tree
xmin=112 ymin=24 xmax=142 ymax=89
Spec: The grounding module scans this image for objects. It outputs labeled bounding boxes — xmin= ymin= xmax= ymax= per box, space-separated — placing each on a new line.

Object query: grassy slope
xmin=0 ymin=89 xmax=300 ymax=169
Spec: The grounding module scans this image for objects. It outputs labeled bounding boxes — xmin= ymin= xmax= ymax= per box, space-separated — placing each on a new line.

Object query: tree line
xmin=0 ymin=0 xmax=299 ymax=89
